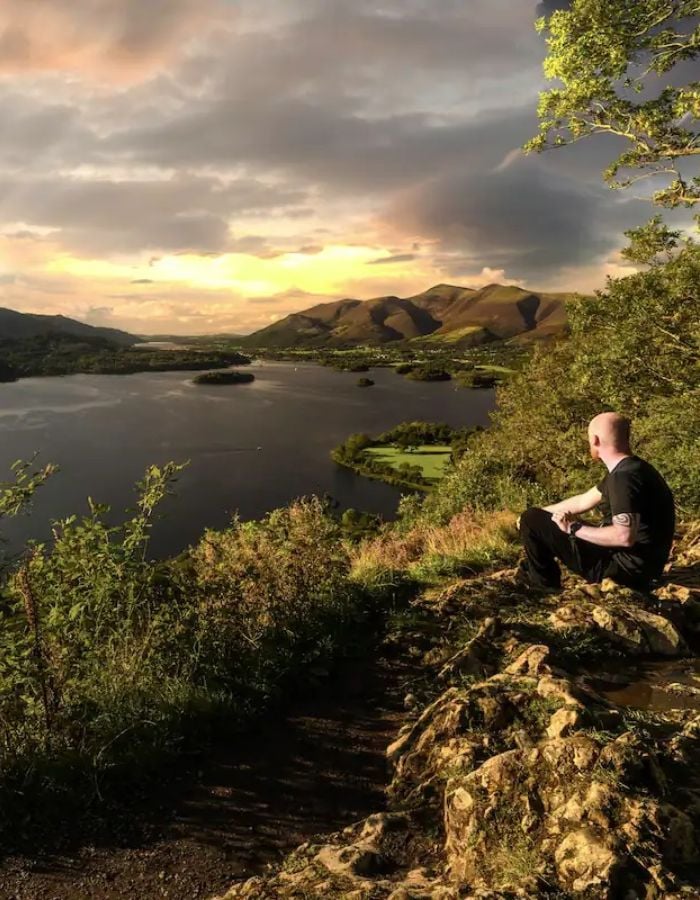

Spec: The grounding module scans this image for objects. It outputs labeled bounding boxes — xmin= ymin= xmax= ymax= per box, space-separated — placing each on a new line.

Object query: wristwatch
xmin=569 ymin=521 xmax=584 ymax=538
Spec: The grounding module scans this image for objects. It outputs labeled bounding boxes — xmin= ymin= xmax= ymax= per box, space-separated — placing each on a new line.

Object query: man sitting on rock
xmin=518 ymin=412 xmax=675 ymax=593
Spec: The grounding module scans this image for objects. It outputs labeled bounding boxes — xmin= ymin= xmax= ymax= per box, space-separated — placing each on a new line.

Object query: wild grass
xmin=350 ymin=508 xmax=519 ymax=589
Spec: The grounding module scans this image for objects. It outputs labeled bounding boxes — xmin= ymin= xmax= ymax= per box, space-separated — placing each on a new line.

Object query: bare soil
xmin=0 ymin=641 xmax=418 ymax=900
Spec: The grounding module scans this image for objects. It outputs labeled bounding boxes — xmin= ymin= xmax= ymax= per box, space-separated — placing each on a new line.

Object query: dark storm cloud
xmin=389 ymin=158 xmax=648 ymax=278
xmin=104 ymin=0 xmax=545 ymax=189
xmin=115 ymin=103 xmax=540 ymax=194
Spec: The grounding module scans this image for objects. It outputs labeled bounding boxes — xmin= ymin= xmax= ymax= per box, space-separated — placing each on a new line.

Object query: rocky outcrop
xmin=217 ymin=529 xmax=700 ymax=899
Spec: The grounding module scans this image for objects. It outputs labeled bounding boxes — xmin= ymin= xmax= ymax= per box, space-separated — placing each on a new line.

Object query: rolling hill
xmin=241 ymin=283 xmax=573 ymax=348
xmin=0 ymin=308 xmax=138 ymax=346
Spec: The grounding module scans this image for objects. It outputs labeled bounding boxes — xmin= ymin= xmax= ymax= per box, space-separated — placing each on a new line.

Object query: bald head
xmin=588 ymin=412 xmax=631 ymax=458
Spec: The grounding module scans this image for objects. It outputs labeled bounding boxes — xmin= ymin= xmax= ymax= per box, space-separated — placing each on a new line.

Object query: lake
xmin=0 ymin=362 xmax=496 ymax=558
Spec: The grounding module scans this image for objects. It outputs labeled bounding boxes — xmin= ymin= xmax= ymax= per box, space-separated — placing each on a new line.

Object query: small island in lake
xmin=332 ymin=420 xmax=480 ymax=491
xmin=193 ymin=370 xmax=255 ymax=385
xmin=357 ymin=376 xmax=374 ymax=387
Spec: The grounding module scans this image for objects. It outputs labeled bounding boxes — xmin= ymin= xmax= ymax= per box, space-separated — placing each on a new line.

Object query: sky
xmin=0 ymin=0 xmax=657 ymax=335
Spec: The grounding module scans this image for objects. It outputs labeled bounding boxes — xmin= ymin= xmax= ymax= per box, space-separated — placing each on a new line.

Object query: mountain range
xmin=0 ymin=283 xmax=573 ymax=349
xmin=240 ymin=283 xmax=572 ymax=348
xmin=0 ymin=307 xmax=137 ymax=346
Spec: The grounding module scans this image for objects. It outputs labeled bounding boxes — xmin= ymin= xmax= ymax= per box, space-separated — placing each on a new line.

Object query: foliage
xmin=0 ymin=360 xmax=17 ymax=382
xmin=622 ymin=215 xmax=684 ymax=265
xmin=405 ymin=365 xmax=451 ymax=382
xmin=339 ymin=508 xmax=383 ymax=541
xmin=319 ymin=353 xmax=371 ymax=372
xmin=454 ymin=370 xmax=499 ymax=389
xmin=332 ymin=422 xmax=477 ymax=491
xmin=0 ymin=332 xmax=250 ymax=379
xmin=0 ymin=459 xmax=57 ymax=524
xmin=187 ymin=498 xmax=360 ymax=701
xmin=0 ymin=471 xmax=364 ymax=828
xmin=193 ymin=370 xmax=255 ymax=385
xmin=526 ymin=0 xmax=700 ymax=212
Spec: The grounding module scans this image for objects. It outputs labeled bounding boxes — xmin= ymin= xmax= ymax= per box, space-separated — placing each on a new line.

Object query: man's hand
xmin=552 ymin=511 xmax=575 ymax=534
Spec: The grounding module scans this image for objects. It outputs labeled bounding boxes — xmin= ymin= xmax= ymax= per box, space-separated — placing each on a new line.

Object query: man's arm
xmin=543 ymin=486 xmax=602 ymax=516
xmin=554 ymin=512 xmax=640 ymax=548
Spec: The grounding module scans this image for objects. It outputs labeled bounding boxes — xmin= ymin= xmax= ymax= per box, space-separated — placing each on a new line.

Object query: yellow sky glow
xmin=46 ymin=244 xmax=417 ymax=298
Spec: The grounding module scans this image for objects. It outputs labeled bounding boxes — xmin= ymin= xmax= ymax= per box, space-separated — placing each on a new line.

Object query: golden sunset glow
xmin=46 ymin=245 xmax=431 ymax=297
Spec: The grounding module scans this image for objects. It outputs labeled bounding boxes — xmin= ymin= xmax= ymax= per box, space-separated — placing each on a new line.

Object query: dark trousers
xmin=519 ymin=507 xmax=615 ymax=589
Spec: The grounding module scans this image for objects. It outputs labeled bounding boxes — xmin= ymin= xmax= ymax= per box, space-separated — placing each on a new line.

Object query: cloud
xmin=0 ymin=0 xmax=223 ymax=81
xmin=369 ymin=253 xmax=417 ymax=265
xmin=535 ymin=0 xmax=572 ymax=16
xmin=0 ymin=0 xmax=659 ymax=332
xmin=0 ymin=174 xmax=308 ymax=254
xmin=385 ymin=157 xmax=648 ymax=279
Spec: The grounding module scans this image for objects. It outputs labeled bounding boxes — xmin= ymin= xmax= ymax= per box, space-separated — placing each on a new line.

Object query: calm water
xmin=0 ymin=362 xmax=495 ymax=557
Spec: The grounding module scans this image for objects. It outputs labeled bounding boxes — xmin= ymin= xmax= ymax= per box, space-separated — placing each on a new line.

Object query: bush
xmin=0 ymin=473 xmax=365 ymax=828
xmin=193 ymin=370 xmax=255 ymax=385
xmin=186 ymin=497 xmax=360 ymax=700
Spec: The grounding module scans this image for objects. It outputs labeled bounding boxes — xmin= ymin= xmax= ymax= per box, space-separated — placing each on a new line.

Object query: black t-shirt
xmin=596 ymin=455 xmax=675 ymax=581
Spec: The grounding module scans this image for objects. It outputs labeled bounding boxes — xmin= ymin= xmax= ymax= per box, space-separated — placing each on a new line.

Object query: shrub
xmin=0 ymin=474 xmax=365 ymax=829
xmin=186 ymin=497 xmax=360 ymax=700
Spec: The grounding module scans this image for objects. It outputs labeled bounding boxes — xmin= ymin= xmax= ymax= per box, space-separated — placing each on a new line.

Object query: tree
xmin=622 ymin=214 xmax=683 ymax=264
xmin=395 ymin=433 xmax=414 ymax=453
xmin=0 ymin=361 xmax=17 ymax=383
xmin=526 ymin=1 xmax=700 ymax=213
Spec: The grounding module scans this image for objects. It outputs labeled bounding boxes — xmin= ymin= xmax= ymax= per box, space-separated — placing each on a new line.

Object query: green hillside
xmin=240 ymin=282 xmax=574 ymax=348
xmin=0 ymin=307 xmax=138 ymax=346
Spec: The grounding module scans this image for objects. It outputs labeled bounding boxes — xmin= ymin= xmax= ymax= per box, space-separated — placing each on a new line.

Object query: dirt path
xmin=0 ymin=641 xmax=418 ymax=900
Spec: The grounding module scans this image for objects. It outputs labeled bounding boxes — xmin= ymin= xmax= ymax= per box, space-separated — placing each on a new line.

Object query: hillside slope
xmin=221 ymin=525 xmax=700 ymax=899
xmin=241 ymin=283 xmax=573 ymax=348
xmin=0 ymin=308 xmax=138 ymax=346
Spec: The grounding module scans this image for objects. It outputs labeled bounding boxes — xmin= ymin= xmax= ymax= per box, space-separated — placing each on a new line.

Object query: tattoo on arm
xmin=613 ymin=512 xmax=640 ymax=531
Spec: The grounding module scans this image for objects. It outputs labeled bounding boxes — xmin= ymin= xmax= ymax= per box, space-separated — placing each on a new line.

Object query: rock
xmin=536 ymin=675 xmax=584 ymax=708
xmin=554 ymin=827 xmax=617 ymax=893
xmin=596 ymin=605 xmax=685 ymax=656
xmin=316 ymin=843 xmax=384 ymax=878
xmin=438 ymin=617 xmax=501 ymax=682
xmin=546 ymin=707 xmax=580 ymax=739
xmin=550 ymin=598 xmax=687 ymax=657
xmin=216 ymin=528 xmax=700 ymax=900
xmin=504 ymin=644 xmax=551 ymax=677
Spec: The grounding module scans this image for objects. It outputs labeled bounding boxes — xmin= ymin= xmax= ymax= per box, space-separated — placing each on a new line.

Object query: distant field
xmin=475 ymin=364 xmax=515 ymax=375
xmin=411 ymin=326 xmax=484 ymax=345
xmin=364 ymin=445 xmax=452 ymax=481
